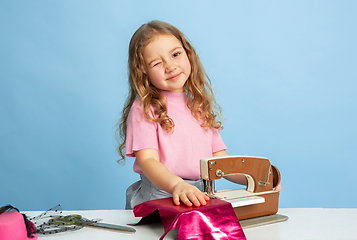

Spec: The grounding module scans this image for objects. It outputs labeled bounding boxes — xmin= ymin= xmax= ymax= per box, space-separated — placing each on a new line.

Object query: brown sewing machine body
xmin=200 ymin=156 xmax=281 ymax=221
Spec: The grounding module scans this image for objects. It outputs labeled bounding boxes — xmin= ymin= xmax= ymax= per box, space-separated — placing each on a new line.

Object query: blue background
xmin=1 ymin=1 xmax=356 ymax=210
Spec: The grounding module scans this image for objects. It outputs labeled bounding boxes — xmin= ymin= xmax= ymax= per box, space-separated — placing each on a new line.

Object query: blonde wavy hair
xmin=117 ymin=21 xmax=223 ymax=162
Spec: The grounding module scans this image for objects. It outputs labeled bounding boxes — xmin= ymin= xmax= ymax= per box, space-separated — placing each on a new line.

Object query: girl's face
xmin=142 ymin=34 xmax=191 ymax=93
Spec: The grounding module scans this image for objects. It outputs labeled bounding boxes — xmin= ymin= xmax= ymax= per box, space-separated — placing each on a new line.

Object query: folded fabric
xmin=133 ymin=197 xmax=246 ymax=240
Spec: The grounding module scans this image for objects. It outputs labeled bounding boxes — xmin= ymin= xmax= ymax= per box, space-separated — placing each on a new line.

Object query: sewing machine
xmin=201 ymin=155 xmax=288 ymax=227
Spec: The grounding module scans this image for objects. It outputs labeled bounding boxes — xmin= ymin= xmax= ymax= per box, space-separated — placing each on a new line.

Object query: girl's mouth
xmin=166 ymin=73 xmax=181 ymax=81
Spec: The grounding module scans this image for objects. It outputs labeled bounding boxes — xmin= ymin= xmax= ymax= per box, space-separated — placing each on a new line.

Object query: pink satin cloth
xmin=133 ymin=197 xmax=246 ymax=240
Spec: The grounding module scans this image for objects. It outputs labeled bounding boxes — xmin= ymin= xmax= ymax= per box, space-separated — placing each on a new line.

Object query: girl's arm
xmin=135 ymin=149 xmax=210 ymax=207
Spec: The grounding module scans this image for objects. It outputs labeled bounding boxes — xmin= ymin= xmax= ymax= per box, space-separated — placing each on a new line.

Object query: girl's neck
xmin=160 ymin=90 xmax=186 ymax=102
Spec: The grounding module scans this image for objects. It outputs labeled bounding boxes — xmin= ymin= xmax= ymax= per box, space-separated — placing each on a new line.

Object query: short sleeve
xmin=211 ymin=128 xmax=227 ymax=153
xmin=125 ymin=100 xmax=159 ymax=157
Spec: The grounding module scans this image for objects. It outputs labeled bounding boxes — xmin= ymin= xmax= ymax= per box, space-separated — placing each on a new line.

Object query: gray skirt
xmin=125 ymin=174 xmax=203 ymax=210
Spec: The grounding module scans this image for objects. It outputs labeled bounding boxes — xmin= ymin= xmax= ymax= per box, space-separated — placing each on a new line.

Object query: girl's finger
xmin=204 ymin=194 xmax=210 ymax=201
xmin=195 ymin=193 xmax=207 ymax=206
xmin=186 ymin=192 xmax=201 ymax=207
xmin=275 ymin=182 xmax=281 ymax=192
xmin=179 ymin=193 xmax=193 ymax=207
xmin=172 ymin=194 xmax=181 ymax=205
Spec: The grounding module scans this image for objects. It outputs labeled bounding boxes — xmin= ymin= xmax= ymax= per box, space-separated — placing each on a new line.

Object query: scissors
xmin=49 ymin=214 xmax=136 ymax=233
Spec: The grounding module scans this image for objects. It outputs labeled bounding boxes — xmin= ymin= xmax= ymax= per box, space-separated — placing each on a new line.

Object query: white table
xmin=25 ymin=208 xmax=357 ymax=240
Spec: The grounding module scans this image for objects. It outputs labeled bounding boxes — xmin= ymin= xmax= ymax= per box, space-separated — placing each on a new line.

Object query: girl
xmin=118 ymin=21 xmax=246 ymax=210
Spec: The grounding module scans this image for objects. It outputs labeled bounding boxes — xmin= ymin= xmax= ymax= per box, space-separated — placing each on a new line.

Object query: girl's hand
xmin=274 ymin=182 xmax=281 ymax=192
xmin=172 ymin=181 xmax=210 ymax=207
xmin=134 ymin=149 xmax=210 ymax=207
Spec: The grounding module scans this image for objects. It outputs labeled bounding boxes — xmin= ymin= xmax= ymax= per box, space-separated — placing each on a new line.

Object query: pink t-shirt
xmin=125 ymin=91 xmax=226 ymax=180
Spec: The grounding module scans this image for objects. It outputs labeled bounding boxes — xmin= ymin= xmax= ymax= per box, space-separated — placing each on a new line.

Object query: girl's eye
xmin=173 ymin=52 xmax=180 ymax=57
xmin=153 ymin=62 xmax=162 ymax=67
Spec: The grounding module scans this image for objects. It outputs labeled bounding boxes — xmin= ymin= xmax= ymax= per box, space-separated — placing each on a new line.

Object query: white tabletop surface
xmin=24 ymin=208 xmax=357 ymax=240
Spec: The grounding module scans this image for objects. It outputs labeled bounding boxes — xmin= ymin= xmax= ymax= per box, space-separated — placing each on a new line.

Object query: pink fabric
xmin=133 ymin=197 xmax=246 ymax=240
xmin=125 ymin=91 xmax=226 ymax=180
xmin=0 ymin=211 xmax=38 ymax=240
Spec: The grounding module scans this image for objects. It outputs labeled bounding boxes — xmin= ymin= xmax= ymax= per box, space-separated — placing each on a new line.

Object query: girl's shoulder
xmin=131 ymin=98 xmax=158 ymax=110
xmin=131 ymin=98 xmax=142 ymax=110
xmin=130 ymin=98 xmax=157 ymax=117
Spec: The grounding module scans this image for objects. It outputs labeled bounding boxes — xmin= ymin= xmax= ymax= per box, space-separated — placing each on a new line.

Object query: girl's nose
xmin=165 ymin=62 xmax=176 ymax=72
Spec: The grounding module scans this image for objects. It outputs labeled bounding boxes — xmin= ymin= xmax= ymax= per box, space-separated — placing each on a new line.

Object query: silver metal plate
xmin=240 ymin=214 xmax=289 ymax=229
